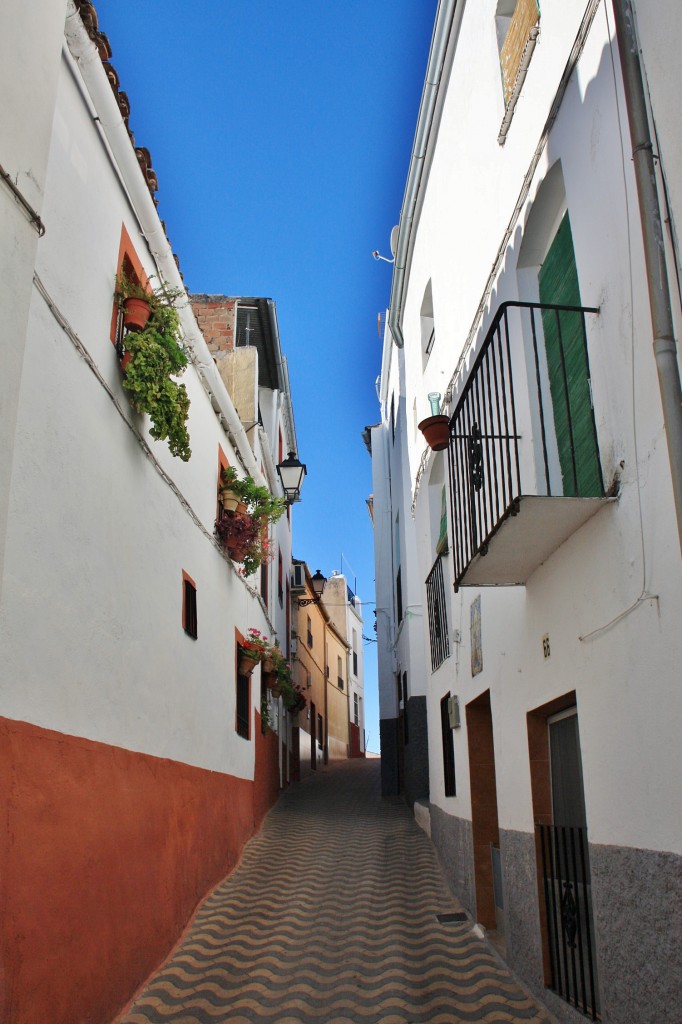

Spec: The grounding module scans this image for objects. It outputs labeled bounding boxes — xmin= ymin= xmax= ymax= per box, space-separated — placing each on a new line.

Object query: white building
xmin=370 ymin=2 xmax=682 ymax=1022
xmin=0 ymin=2 xmax=301 ymax=1021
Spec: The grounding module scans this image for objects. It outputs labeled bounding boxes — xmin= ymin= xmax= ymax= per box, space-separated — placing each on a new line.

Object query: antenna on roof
xmin=377 ymin=312 xmax=383 ymax=338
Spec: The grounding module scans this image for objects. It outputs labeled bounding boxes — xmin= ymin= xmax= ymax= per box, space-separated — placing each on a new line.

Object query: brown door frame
xmin=465 ymin=690 xmax=501 ymax=931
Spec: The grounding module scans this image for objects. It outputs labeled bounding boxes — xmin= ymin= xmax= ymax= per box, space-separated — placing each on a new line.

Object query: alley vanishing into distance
xmin=118 ymin=760 xmax=550 ymax=1024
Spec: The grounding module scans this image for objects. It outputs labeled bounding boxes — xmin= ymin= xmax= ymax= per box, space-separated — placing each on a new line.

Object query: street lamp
xmin=297 ymin=569 xmax=327 ymax=607
xmin=276 ymin=451 xmax=307 ymax=504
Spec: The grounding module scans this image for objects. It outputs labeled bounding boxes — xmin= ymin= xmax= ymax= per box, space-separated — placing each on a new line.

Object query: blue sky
xmin=100 ymin=1 xmax=438 ymax=753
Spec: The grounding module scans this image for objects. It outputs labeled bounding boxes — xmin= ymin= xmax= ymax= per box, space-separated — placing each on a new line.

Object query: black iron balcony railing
xmin=447 ymin=301 xmax=601 ymax=589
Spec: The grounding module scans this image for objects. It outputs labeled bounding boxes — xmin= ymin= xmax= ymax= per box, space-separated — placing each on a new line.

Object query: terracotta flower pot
xmin=238 ymin=652 xmax=260 ymax=676
xmin=219 ymin=488 xmax=241 ymax=513
xmin=263 ymin=671 xmax=280 ymax=693
xmin=418 ymin=414 xmax=450 ymax=452
xmin=123 ymin=296 xmax=151 ymax=333
xmin=227 ymin=538 xmax=250 ymax=561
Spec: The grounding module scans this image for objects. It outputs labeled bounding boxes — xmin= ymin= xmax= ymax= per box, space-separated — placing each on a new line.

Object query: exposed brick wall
xmin=191 ymin=295 xmax=237 ymax=356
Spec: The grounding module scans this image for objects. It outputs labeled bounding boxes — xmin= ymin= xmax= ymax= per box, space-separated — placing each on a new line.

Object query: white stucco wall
xmin=0 ymin=37 xmax=295 ymax=780
xmin=0 ymin=1 xmax=68 ymax=586
xmin=375 ymin=0 xmax=682 ymax=855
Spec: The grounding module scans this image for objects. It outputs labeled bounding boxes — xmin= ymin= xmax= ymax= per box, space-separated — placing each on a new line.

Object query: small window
xmin=317 ymin=713 xmax=324 ymax=749
xmin=440 ymin=694 xmax=456 ymax=796
xmin=307 ymin=615 xmax=313 ymax=648
xmin=278 ymin=551 xmax=283 ymax=606
xmin=110 ymin=226 xmax=149 ymax=359
xmin=236 ymin=669 xmax=250 ymax=740
xmin=337 ymin=655 xmax=344 ymax=690
xmin=182 ymin=573 xmax=197 ymax=640
xmin=353 ymin=692 xmax=359 ymax=726
xmin=421 ymin=280 xmax=435 ymax=368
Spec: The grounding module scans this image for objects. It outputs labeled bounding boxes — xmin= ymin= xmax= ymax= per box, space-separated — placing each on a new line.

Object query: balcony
xmin=447 ymin=301 xmax=611 ymax=590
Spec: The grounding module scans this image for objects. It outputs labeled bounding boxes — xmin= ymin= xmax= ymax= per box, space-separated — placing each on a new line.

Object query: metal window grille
xmin=236 ymin=672 xmax=250 ymax=739
xmin=426 ymin=557 xmax=450 ymax=670
xmin=354 ymin=692 xmax=359 ymax=726
xmin=537 ymin=824 xmax=600 ymax=1019
xmin=353 ymin=650 xmax=358 ymax=676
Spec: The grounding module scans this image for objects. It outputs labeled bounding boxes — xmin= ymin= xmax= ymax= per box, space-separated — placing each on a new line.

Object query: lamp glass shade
xmin=277 ymin=451 xmax=307 ymax=502
xmin=311 ymin=569 xmax=326 ymax=598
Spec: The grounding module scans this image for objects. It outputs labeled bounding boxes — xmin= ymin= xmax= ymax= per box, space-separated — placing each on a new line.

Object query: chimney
xmin=190 ymin=295 xmax=236 ymax=357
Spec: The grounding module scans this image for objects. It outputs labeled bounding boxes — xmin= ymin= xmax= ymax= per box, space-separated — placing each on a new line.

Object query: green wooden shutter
xmin=538 ymin=213 xmax=602 ymax=497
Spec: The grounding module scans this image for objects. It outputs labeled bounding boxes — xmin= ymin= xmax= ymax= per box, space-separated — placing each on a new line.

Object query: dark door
xmin=538 ymin=709 xmax=599 ymax=1018
xmin=539 ymin=213 xmax=602 ymax=497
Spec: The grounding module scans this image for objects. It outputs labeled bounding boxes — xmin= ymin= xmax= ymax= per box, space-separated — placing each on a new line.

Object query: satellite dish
xmin=389 ymin=225 xmax=400 ymax=258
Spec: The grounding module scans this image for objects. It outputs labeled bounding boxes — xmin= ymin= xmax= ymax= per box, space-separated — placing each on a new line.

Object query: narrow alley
xmin=118 ymin=760 xmax=550 ymax=1024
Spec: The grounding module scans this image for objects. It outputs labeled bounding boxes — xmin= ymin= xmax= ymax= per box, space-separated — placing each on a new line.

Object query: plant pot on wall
xmin=219 ymin=487 xmax=241 ymax=513
xmin=123 ymin=296 xmax=152 ymax=333
xmin=418 ymin=415 xmax=450 ymax=452
xmin=238 ymin=651 xmax=260 ymax=676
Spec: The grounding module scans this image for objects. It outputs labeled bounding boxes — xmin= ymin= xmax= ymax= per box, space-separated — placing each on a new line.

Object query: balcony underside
xmin=458 ymin=495 xmax=614 ymax=587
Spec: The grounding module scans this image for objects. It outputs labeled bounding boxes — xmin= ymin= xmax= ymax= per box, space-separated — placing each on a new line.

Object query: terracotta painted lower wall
xmin=0 ymin=716 xmax=281 ymax=1024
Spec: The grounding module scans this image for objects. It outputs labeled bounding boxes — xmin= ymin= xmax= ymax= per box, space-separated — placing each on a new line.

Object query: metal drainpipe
xmin=612 ymin=0 xmax=682 ymax=552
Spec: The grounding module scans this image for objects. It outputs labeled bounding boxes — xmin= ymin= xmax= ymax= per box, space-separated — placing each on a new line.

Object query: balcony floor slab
xmin=460 ymin=495 xmax=614 ymax=586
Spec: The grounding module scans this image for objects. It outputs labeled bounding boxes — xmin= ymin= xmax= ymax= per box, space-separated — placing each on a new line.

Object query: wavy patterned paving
xmin=119 ymin=760 xmax=550 ymax=1023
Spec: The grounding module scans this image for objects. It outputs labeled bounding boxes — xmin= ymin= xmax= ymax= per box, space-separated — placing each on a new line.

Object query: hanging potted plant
xmin=262 ymin=645 xmax=288 ymax=695
xmin=114 ymin=275 xmax=192 ymax=461
xmin=115 ymin=270 xmax=154 ymax=333
xmin=418 ymin=392 xmax=450 ymax=452
xmin=283 ymin=682 xmax=307 ymax=716
xmin=214 ymin=470 xmax=286 ymax=575
xmin=238 ymin=628 xmax=269 ymax=676
xmin=219 ymin=466 xmax=247 ymax=513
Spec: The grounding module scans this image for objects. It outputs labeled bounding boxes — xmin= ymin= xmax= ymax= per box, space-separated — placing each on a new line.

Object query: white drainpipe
xmin=388 ymin=0 xmax=463 ymax=349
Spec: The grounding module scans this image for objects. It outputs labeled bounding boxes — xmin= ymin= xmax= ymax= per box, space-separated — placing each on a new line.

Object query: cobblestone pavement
xmin=118 ymin=759 xmax=551 ymax=1024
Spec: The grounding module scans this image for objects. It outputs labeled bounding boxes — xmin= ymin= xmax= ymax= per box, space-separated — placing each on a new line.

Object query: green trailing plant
xmin=220 ymin=467 xmax=286 ymax=522
xmin=116 ymin=275 xmax=192 ymax=461
xmin=260 ymin=693 xmax=272 ymax=732
xmin=216 ymin=468 xmax=286 ymax=573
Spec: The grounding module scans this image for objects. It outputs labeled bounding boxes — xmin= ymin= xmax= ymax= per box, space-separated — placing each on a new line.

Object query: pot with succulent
xmin=114 ymin=272 xmax=192 ymax=461
xmin=215 ymin=468 xmax=286 ymax=575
